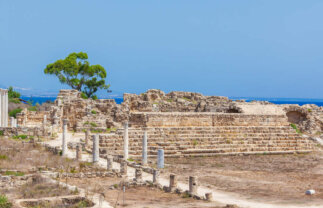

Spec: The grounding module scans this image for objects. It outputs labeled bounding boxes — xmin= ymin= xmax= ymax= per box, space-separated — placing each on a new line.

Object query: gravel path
xmin=44 ymin=132 xmax=323 ymax=208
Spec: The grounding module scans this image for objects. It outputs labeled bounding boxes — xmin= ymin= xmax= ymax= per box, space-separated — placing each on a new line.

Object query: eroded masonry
xmin=3 ymin=89 xmax=323 ymax=158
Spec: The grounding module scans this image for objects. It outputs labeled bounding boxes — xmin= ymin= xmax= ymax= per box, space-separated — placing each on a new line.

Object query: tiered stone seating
xmin=99 ymin=125 xmax=313 ymax=158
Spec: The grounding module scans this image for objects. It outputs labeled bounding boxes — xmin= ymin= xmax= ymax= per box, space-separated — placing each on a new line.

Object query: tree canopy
xmin=44 ymin=52 xmax=110 ymax=98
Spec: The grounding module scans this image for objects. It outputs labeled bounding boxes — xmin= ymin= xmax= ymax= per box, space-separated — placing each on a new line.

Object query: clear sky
xmin=0 ymin=0 xmax=323 ymax=98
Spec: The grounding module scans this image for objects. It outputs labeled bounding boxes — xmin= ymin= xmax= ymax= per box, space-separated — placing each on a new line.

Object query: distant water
xmin=230 ymin=97 xmax=323 ymax=107
xmin=21 ymin=96 xmax=323 ymax=107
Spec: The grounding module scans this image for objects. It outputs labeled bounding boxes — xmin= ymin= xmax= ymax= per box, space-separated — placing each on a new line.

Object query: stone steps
xmin=98 ymin=125 xmax=313 ymax=157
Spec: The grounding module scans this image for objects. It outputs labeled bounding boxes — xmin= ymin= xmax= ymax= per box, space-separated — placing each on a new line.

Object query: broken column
xmin=107 ymin=155 xmax=113 ymax=171
xmin=76 ymin=143 xmax=82 ymax=161
xmin=123 ymin=122 xmax=129 ymax=160
xmin=189 ymin=176 xmax=198 ymax=195
xmin=205 ymin=193 xmax=213 ymax=201
xmin=169 ymin=174 xmax=177 ymax=191
xmin=142 ymin=130 xmax=148 ymax=165
xmin=120 ymin=160 xmax=127 ymax=175
xmin=135 ymin=168 xmax=142 ymax=181
xmin=62 ymin=119 xmax=68 ymax=156
xmin=10 ymin=117 xmax=14 ymax=127
xmin=0 ymin=89 xmax=8 ymax=127
xmin=157 ymin=149 xmax=164 ymax=169
xmin=153 ymin=169 xmax=159 ymax=183
xmin=85 ymin=130 xmax=90 ymax=146
xmin=43 ymin=115 xmax=47 ymax=134
xmin=92 ymin=134 xmax=99 ymax=163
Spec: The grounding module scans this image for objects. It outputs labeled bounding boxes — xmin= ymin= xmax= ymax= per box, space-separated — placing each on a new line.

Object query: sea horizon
xmin=20 ymin=95 xmax=323 ymax=107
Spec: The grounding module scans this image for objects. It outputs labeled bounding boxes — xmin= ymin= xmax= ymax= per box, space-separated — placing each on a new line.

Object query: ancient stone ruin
xmin=4 ymin=89 xmax=320 ymax=159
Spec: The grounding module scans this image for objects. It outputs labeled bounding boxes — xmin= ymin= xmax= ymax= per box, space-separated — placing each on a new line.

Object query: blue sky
xmin=0 ymin=0 xmax=323 ymax=98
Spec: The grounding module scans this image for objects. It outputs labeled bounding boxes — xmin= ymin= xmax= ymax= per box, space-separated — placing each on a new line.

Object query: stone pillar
xmin=120 ymin=160 xmax=127 ymax=175
xmin=62 ymin=119 xmax=68 ymax=156
xmin=107 ymin=155 xmax=113 ymax=171
xmin=205 ymin=193 xmax=213 ymax=201
xmin=169 ymin=174 xmax=177 ymax=191
xmin=157 ymin=149 xmax=164 ymax=169
xmin=76 ymin=143 xmax=82 ymax=161
xmin=135 ymin=168 xmax=142 ymax=181
xmin=4 ymin=90 xmax=8 ymax=127
xmin=153 ymin=169 xmax=159 ymax=183
xmin=10 ymin=117 xmax=14 ymax=127
xmin=142 ymin=130 xmax=148 ymax=165
xmin=92 ymin=134 xmax=99 ymax=163
xmin=14 ymin=118 xmax=17 ymax=127
xmin=85 ymin=130 xmax=90 ymax=146
xmin=123 ymin=122 xmax=129 ymax=160
xmin=189 ymin=176 xmax=198 ymax=195
xmin=43 ymin=115 xmax=47 ymax=133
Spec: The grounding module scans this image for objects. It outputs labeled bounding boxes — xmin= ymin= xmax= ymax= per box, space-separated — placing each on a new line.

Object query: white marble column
xmin=142 ymin=130 xmax=148 ymax=165
xmin=123 ymin=122 xmax=129 ymax=160
xmin=10 ymin=117 xmax=14 ymax=127
xmin=92 ymin=134 xmax=99 ymax=163
xmin=0 ymin=90 xmax=3 ymax=127
xmin=4 ymin=90 xmax=8 ymax=127
xmin=62 ymin=119 xmax=68 ymax=156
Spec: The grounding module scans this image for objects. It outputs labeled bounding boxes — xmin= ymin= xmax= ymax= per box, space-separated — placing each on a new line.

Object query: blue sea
xmin=21 ymin=96 xmax=323 ymax=107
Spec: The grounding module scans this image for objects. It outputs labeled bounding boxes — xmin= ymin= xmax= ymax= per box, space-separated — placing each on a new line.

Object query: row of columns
xmin=62 ymin=120 xmax=165 ymax=170
xmin=0 ymin=89 xmax=8 ymax=127
xmin=123 ymin=122 xmax=164 ymax=168
xmin=61 ymin=120 xmax=212 ymax=201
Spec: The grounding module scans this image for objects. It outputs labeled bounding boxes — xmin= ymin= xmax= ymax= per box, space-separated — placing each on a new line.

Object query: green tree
xmin=44 ymin=52 xmax=110 ymax=98
xmin=8 ymin=86 xmax=20 ymax=99
xmin=8 ymin=86 xmax=21 ymax=103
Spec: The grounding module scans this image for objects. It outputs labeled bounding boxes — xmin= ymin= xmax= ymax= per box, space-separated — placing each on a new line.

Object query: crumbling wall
xmin=124 ymin=89 xmax=235 ymax=113
xmin=283 ymin=105 xmax=323 ymax=135
xmin=129 ymin=112 xmax=289 ymax=128
xmin=16 ymin=109 xmax=50 ymax=127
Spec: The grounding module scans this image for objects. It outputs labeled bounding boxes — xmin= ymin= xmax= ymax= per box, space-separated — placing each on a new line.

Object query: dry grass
xmin=19 ymin=175 xmax=76 ymax=199
xmin=165 ymin=153 xmax=323 ymax=203
xmin=0 ymin=137 xmax=81 ymax=173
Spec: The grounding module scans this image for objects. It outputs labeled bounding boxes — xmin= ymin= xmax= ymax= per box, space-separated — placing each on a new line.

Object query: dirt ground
xmin=65 ymin=177 xmax=235 ymax=208
xmin=163 ymin=151 xmax=323 ymax=205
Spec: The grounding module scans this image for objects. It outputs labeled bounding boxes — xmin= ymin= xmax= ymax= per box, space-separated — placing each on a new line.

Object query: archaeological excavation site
xmin=0 ymin=88 xmax=323 ymax=208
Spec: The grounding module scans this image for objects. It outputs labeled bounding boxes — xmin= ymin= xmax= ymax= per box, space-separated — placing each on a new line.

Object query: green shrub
xmin=0 ymin=131 xmax=4 ymax=136
xmin=307 ymin=109 xmax=312 ymax=112
xmin=91 ymin=95 xmax=98 ymax=100
xmin=12 ymin=135 xmax=28 ymax=140
xmin=0 ymin=155 xmax=7 ymax=160
xmin=0 ymin=155 xmax=8 ymax=160
xmin=9 ymin=108 xmax=22 ymax=118
xmin=81 ymin=92 xmax=88 ymax=99
xmin=4 ymin=171 xmax=24 ymax=176
xmin=192 ymin=139 xmax=198 ymax=146
xmin=290 ymin=123 xmax=301 ymax=134
xmin=90 ymin=122 xmax=97 ymax=127
xmin=28 ymin=106 xmax=37 ymax=111
xmin=91 ymin=110 xmax=97 ymax=114
xmin=8 ymin=86 xmax=20 ymax=99
xmin=0 ymin=195 xmax=12 ymax=208
xmin=9 ymin=98 xmax=20 ymax=104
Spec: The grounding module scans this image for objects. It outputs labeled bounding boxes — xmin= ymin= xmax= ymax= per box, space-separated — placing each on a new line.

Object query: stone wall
xmin=123 ymin=89 xmax=236 ymax=113
xmin=0 ymin=127 xmax=45 ymax=137
xmin=16 ymin=109 xmax=50 ymax=127
xmin=129 ymin=112 xmax=289 ymax=127
xmin=15 ymin=89 xmax=323 ymax=137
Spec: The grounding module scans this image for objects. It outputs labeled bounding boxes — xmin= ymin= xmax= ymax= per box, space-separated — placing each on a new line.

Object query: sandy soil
xmin=163 ymin=152 xmax=323 ymax=205
xmin=65 ymin=177 xmax=234 ymax=208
